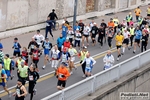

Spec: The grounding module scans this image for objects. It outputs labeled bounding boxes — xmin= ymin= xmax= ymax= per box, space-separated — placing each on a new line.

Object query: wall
xmin=0 ymin=0 xmax=149 ymax=38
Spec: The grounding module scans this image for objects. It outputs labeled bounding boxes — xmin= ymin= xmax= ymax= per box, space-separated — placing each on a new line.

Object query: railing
xmin=41 ymin=49 xmax=150 ymax=100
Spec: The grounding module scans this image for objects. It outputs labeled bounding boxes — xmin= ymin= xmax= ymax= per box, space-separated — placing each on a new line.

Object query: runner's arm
xmin=21 ymin=86 xmax=28 ymax=97
xmin=91 ymin=57 xmax=96 ymax=66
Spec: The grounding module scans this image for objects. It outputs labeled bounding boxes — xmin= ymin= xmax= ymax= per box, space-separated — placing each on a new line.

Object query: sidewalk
xmin=1 ymin=6 xmax=148 ymax=57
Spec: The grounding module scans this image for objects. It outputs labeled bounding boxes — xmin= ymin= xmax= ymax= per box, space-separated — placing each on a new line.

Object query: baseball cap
xmin=83 ymin=46 xmax=87 ymax=49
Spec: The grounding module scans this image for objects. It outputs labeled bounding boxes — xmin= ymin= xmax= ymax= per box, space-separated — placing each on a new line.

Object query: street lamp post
xmin=73 ymin=0 xmax=78 ymax=28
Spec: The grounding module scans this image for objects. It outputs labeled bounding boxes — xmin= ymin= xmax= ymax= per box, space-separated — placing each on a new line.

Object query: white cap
xmin=62 ymin=21 xmax=65 ymax=24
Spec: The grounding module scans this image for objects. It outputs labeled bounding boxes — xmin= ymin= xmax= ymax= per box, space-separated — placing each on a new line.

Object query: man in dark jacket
xmin=48 ymin=9 xmax=58 ymax=30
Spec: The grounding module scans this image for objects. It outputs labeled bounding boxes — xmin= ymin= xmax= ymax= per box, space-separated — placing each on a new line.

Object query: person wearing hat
xmin=115 ymin=31 xmax=124 ymax=61
xmin=4 ymin=54 xmax=14 ymax=80
xmin=45 ymin=17 xmax=54 ymax=39
xmin=12 ymin=37 xmax=21 ymax=58
xmin=63 ymin=37 xmax=71 ymax=49
xmin=126 ymin=12 xmax=133 ymax=27
xmin=13 ymin=78 xmax=27 ymax=100
xmin=17 ymin=61 xmax=28 ymax=85
xmin=42 ymin=37 xmax=52 ymax=69
xmin=48 ymin=9 xmax=58 ymax=30
xmin=60 ymin=47 xmax=71 ymax=67
xmin=78 ymin=46 xmax=89 ymax=77
xmin=74 ymin=28 xmax=82 ymax=49
xmin=56 ymin=62 xmax=70 ymax=90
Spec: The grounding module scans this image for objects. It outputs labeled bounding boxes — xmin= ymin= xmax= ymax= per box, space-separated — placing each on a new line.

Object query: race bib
xmin=86 ymin=64 xmax=90 ymax=68
xmin=52 ymin=54 xmax=57 ymax=59
xmin=92 ymin=30 xmax=95 ymax=34
xmin=29 ymin=75 xmax=33 ymax=81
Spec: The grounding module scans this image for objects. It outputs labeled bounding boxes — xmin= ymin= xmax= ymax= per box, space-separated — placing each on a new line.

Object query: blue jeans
xmin=51 ymin=20 xmax=56 ymax=29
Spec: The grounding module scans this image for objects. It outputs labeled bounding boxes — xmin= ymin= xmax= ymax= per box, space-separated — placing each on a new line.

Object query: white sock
xmin=123 ymin=47 xmax=125 ymax=53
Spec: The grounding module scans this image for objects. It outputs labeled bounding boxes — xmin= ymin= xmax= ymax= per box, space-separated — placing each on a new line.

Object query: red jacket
xmin=64 ymin=41 xmax=70 ymax=49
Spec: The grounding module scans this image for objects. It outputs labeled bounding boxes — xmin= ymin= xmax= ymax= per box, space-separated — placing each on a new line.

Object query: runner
xmin=28 ymin=38 xmax=38 ymax=55
xmin=16 ymin=56 xmax=25 ymax=68
xmin=81 ymin=53 xmax=96 ymax=77
xmin=56 ymin=62 xmax=70 ymax=90
xmin=78 ymin=46 xmax=89 ymax=77
xmin=42 ymin=37 xmax=52 ymax=69
xmin=4 ymin=54 xmax=14 ymax=80
xmin=0 ymin=64 xmax=11 ymax=98
xmin=32 ymin=30 xmax=45 ymax=49
xmin=45 ymin=17 xmax=54 ymax=39
xmin=63 ymin=38 xmax=71 ymax=49
xmin=57 ymin=34 xmax=65 ymax=52
xmin=113 ymin=16 xmax=119 ymax=34
xmin=90 ymin=23 xmax=98 ymax=46
xmin=73 ymin=21 xmax=80 ymax=32
xmin=108 ymin=18 xmax=115 ymax=28
xmin=74 ymin=28 xmax=82 ymax=50
xmin=133 ymin=26 xmax=142 ymax=54
xmin=67 ymin=26 xmax=74 ymax=45
xmin=61 ymin=21 xmax=68 ymax=39
xmin=68 ymin=44 xmax=78 ymax=75
xmin=59 ymin=47 xmax=71 ymax=67
xmin=141 ymin=31 xmax=148 ymax=52
xmin=129 ymin=25 xmax=135 ymax=47
xmin=134 ymin=6 xmax=141 ymax=22
xmin=28 ymin=64 xmax=39 ymax=100
xmin=31 ymin=45 xmax=40 ymax=72
xmin=13 ymin=79 xmax=27 ymax=100
xmin=12 ymin=38 xmax=21 ymax=58
xmin=147 ymin=5 xmax=150 ymax=19
xmin=17 ymin=62 xmax=28 ymax=85
xmin=143 ymin=25 xmax=150 ymax=38
xmin=50 ymin=45 xmax=60 ymax=75
xmin=107 ymin=27 xmax=114 ymax=49
xmin=82 ymin=24 xmax=90 ymax=47
xmin=122 ymin=29 xmax=131 ymax=55
xmin=21 ymin=47 xmax=28 ymax=65
xmin=98 ymin=25 xmax=105 ymax=48
xmin=103 ymin=50 xmax=114 ymax=70
xmin=100 ymin=19 xmax=107 ymax=43
xmin=115 ymin=32 xmax=124 ymax=61
xmin=121 ymin=19 xmax=127 ymax=27
xmin=126 ymin=12 xmax=133 ymax=27
xmin=78 ymin=20 xmax=84 ymax=35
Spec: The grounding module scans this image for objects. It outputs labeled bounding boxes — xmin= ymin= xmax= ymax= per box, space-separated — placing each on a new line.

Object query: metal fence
xmin=41 ymin=49 xmax=150 ymax=100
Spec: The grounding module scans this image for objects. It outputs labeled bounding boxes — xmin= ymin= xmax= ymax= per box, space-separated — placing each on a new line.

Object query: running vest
xmin=44 ymin=41 xmax=51 ymax=49
xmin=126 ymin=15 xmax=132 ymax=22
xmin=148 ymin=8 xmax=150 ymax=14
xmin=13 ymin=42 xmax=20 ymax=52
xmin=80 ymin=51 xmax=88 ymax=61
xmin=85 ymin=58 xmax=93 ymax=68
xmin=138 ymin=18 xmax=143 ymax=25
xmin=16 ymin=85 xmax=24 ymax=99
xmin=4 ymin=58 xmax=11 ymax=70
xmin=19 ymin=66 xmax=28 ymax=78
xmin=17 ymin=59 xmax=25 ymax=68
xmin=33 ymin=50 xmax=39 ymax=60
xmin=52 ymin=50 xmax=59 ymax=60
xmin=61 ymin=52 xmax=69 ymax=62
xmin=130 ymin=28 xmax=135 ymax=35
xmin=113 ymin=19 xmax=119 ymax=26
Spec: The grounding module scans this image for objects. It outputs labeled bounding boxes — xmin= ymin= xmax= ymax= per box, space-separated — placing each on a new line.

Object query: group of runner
xmin=0 ymin=6 xmax=150 ymax=100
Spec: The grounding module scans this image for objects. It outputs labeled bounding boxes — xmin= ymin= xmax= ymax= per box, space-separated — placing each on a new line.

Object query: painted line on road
xmin=0 ymin=47 xmax=117 ymax=97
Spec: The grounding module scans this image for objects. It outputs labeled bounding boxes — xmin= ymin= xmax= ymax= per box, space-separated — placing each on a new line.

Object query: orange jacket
xmin=56 ymin=66 xmax=70 ymax=81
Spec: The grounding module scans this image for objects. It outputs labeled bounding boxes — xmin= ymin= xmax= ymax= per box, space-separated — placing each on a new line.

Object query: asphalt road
xmin=0 ymin=5 xmax=149 ymax=100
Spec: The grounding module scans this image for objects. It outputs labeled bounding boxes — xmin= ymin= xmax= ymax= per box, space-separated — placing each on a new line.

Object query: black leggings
xmin=80 ymin=61 xmax=86 ymax=74
xmin=130 ymin=35 xmax=134 ymax=46
xmin=107 ymin=37 xmax=112 ymax=48
xmin=141 ymin=42 xmax=147 ymax=52
xmin=45 ymin=27 xmax=53 ymax=38
xmin=98 ymin=36 xmax=103 ymax=46
xmin=33 ymin=59 xmax=39 ymax=68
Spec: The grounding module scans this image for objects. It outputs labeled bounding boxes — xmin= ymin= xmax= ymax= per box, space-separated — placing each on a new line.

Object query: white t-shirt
xmin=82 ymin=57 xmax=96 ymax=68
xmin=51 ymin=49 xmax=60 ymax=59
xmin=83 ymin=26 xmax=91 ymax=35
xmin=33 ymin=34 xmax=45 ymax=45
xmin=123 ymin=31 xmax=130 ymax=39
xmin=67 ymin=30 xmax=74 ymax=39
xmin=75 ymin=32 xmax=82 ymax=41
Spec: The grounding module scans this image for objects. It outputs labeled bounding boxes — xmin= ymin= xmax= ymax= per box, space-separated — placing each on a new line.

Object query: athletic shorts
xmin=85 ymin=67 xmax=92 ymax=72
xmin=51 ymin=60 xmax=59 ymax=69
xmin=123 ymin=39 xmax=129 ymax=45
xmin=134 ymin=39 xmax=140 ymax=44
xmin=44 ymin=49 xmax=49 ymax=55
xmin=147 ymin=14 xmax=150 ymax=16
xmin=5 ymin=70 xmax=11 ymax=77
xmin=13 ymin=51 xmax=20 ymax=57
xmin=91 ymin=34 xmax=96 ymax=38
xmin=0 ymin=82 xmax=6 ymax=87
xmin=116 ymin=45 xmax=121 ymax=49
xmin=57 ymin=80 xmax=66 ymax=87
xmin=83 ymin=34 xmax=89 ymax=37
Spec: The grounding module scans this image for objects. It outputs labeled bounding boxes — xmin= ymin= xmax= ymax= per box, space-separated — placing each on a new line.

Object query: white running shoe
xmin=70 ymin=71 xmax=73 ymax=75
xmin=8 ymin=91 xmax=11 ymax=98
xmin=42 ymin=66 xmax=45 ymax=69
xmin=82 ymin=75 xmax=86 ymax=78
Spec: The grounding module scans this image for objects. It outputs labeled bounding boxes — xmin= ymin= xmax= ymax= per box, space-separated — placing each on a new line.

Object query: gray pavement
xmin=0 ymin=5 xmax=149 ymax=100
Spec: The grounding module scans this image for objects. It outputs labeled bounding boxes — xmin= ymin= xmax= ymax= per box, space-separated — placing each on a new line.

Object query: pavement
xmin=0 ymin=5 xmax=149 ymax=100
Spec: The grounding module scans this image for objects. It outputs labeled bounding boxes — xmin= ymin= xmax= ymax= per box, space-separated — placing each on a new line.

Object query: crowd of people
xmin=0 ymin=5 xmax=150 ymax=100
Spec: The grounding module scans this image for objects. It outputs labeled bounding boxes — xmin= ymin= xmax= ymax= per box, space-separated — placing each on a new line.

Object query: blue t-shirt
xmin=57 ymin=37 xmax=65 ymax=47
xmin=73 ymin=26 xmax=80 ymax=31
xmin=62 ymin=25 xmax=68 ymax=38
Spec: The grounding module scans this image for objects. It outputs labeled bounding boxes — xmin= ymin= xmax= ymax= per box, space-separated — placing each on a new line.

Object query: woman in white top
xmin=82 ymin=24 xmax=91 ymax=47
xmin=67 ymin=26 xmax=74 ymax=45
xmin=68 ymin=44 xmax=78 ymax=75
xmin=103 ymin=50 xmax=114 ymax=70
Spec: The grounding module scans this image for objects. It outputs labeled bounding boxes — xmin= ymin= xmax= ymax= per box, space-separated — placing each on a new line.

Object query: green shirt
xmin=18 ymin=66 xmax=28 ymax=78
